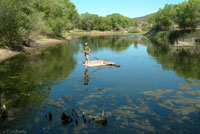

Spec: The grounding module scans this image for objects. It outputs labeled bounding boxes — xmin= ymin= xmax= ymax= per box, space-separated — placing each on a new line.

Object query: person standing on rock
xmin=84 ymin=43 xmax=90 ymax=64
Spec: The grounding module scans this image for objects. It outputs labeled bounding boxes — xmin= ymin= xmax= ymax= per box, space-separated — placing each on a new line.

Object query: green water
xmin=0 ymin=35 xmax=200 ymax=134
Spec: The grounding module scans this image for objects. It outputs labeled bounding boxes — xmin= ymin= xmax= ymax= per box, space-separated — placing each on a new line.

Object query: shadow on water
xmin=0 ymin=35 xmax=200 ymax=134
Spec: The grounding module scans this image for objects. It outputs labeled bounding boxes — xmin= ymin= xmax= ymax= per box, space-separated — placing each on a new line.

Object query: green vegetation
xmin=148 ymin=0 xmax=200 ymax=31
xmin=0 ymin=0 xmax=79 ymax=49
xmin=0 ymin=0 xmax=141 ymax=50
xmin=2 ymin=0 xmax=199 ymax=50
xmin=147 ymin=0 xmax=200 ymax=46
xmin=176 ymin=0 xmax=200 ymax=29
xmin=78 ymin=13 xmax=135 ymax=31
xmin=147 ymin=30 xmax=200 ymax=45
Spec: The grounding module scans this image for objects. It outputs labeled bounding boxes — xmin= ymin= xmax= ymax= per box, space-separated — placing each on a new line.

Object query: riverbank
xmin=0 ymin=36 xmax=72 ymax=63
xmin=146 ymin=30 xmax=200 ymax=46
xmin=0 ymin=30 xmax=145 ymax=63
xmin=0 ymin=49 xmax=20 ymax=62
xmin=68 ymin=30 xmax=145 ymax=36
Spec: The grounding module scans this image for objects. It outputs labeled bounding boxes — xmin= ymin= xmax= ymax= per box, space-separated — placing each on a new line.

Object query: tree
xmin=176 ymin=0 xmax=200 ymax=29
xmin=78 ymin=13 xmax=134 ymax=31
xmin=0 ymin=0 xmax=80 ymax=48
xmin=36 ymin=0 xmax=79 ymax=37
xmin=0 ymin=0 xmax=36 ymax=48
xmin=79 ymin=13 xmax=99 ymax=31
xmin=98 ymin=17 xmax=112 ymax=31
xmin=133 ymin=20 xmax=139 ymax=27
xmin=107 ymin=13 xmax=133 ymax=30
xmin=148 ymin=4 xmax=177 ymax=31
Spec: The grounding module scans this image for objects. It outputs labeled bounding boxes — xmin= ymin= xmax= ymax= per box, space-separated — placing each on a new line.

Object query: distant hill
xmin=132 ymin=13 xmax=155 ymax=22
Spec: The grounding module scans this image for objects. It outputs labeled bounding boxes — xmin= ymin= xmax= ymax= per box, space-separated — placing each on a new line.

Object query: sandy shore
xmin=0 ymin=36 xmax=71 ymax=63
xmin=0 ymin=49 xmax=20 ymax=62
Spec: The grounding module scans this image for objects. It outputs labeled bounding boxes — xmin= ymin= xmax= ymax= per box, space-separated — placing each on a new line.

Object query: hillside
xmin=132 ymin=13 xmax=155 ymax=22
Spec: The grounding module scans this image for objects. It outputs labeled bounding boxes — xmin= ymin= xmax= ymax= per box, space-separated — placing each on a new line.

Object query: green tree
xmin=0 ymin=0 xmax=79 ymax=48
xmin=0 ymin=0 xmax=36 ymax=48
xmin=176 ymin=0 xmax=200 ymax=29
xmin=133 ymin=20 xmax=139 ymax=27
xmin=107 ymin=13 xmax=133 ymax=30
xmin=148 ymin=4 xmax=177 ymax=31
xmin=36 ymin=0 xmax=79 ymax=37
xmin=98 ymin=17 xmax=112 ymax=31
xmin=79 ymin=13 xmax=99 ymax=31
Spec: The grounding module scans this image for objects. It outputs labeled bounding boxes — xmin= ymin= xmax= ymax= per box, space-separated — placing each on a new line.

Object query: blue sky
xmin=70 ymin=0 xmax=186 ymax=18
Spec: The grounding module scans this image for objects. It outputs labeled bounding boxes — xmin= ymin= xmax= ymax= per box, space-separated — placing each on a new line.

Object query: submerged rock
xmin=95 ymin=117 xmax=107 ymax=125
xmin=61 ymin=112 xmax=73 ymax=125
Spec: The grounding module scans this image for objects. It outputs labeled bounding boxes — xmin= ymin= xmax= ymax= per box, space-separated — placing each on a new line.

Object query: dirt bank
xmin=0 ymin=49 xmax=20 ymax=62
xmin=0 ymin=36 xmax=72 ymax=63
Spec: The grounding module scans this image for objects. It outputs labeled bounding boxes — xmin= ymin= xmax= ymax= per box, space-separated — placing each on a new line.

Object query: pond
xmin=1 ymin=35 xmax=200 ymax=134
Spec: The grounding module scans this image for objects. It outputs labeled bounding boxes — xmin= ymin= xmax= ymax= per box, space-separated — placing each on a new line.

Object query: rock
xmin=95 ymin=117 xmax=107 ymax=125
xmin=61 ymin=112 xmax=73 ymax=125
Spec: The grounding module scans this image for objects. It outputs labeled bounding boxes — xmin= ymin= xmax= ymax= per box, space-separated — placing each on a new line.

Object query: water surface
xmin=0 ymin=35 xmax=200 ymax=134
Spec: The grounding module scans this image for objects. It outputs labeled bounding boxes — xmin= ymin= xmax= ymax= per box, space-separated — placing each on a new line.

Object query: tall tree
xmin=0 ymin=0 xmax=79 ymax=48
xmin=148 ymin=4 xmax=177 ymax=31
xmin=176 ymin=0 xmax=200 ymax=29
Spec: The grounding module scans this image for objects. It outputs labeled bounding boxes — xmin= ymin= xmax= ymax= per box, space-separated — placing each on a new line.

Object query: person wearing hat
xmin=84 ymin=43 xmax=90 ymax=64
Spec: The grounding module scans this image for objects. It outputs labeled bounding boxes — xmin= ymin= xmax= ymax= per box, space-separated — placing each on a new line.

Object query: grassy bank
xmin=68 ymin=30 xmax=145 ymax=36
xmin=146 ymin=30 xmax=200 ymax=46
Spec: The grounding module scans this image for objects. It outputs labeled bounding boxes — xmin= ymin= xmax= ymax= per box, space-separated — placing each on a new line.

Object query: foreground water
xmin=0 ymin=35 xmax=200 ymax=134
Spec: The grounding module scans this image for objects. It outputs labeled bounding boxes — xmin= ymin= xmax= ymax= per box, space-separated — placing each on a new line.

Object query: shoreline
xmin=0 ymin=36 xmax=71 ymax=63
xmin=0 ymin=31 xmax=144 ymax=63
xmin=146 ymin=30 xmax=200 ymax=46
xmin=0 ymin=49 xmax=20 ymax=62
xmin=68 ymin=30 xmax=145 ymax=36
